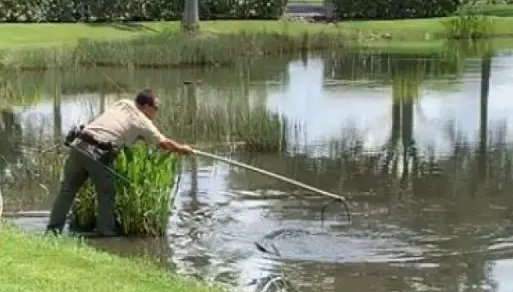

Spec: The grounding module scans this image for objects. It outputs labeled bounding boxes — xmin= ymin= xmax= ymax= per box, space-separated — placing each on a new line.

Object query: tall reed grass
xmin=0 ymin=128 xmax=65 ymax=212
xmin=0 ymin=29 xmax=348 ymax=70
xmin=232 ymin=105 xmax=287 ymax=152
xmin=158 ymin=91 xmax=289 ymax=152
xmin=69 ymin=142 xmax=181 ymax=237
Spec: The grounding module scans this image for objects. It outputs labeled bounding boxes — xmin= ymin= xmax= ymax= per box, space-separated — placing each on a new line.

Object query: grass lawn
xmin=1 ymin=17 xmax=513 ymax=50
xmin=344 ymin=16 xmax=513 ymax=38
xmin=0 ymin=21 xmax=339 ymax=48
xmin=0 ymin=222 xmax=225 ymax=292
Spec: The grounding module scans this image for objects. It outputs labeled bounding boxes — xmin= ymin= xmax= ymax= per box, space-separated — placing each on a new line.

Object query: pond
xmin=2 ymin=47 xmax=513 ymax=292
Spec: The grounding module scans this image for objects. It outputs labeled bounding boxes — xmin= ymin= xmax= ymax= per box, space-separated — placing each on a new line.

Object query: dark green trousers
xmin=47 ymin=139 xmax=117 ymax=234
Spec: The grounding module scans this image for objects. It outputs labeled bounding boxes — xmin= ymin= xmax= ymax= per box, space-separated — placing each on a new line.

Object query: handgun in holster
xmin=64 ymin=125 xmax=85 ymax=147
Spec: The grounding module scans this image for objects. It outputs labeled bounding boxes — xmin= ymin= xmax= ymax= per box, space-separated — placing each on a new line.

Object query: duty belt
xmin=77 ymin=132 xmax=114 ymax=151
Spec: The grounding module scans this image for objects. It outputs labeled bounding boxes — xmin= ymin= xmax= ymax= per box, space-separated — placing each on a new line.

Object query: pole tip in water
xmin=254 ymin=242 xmax=269 ymax=254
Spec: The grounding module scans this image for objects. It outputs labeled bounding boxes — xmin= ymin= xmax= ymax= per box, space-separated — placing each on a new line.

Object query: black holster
xmin=91 ymin=146 xmax=119 ymax=165
xmin=65 ymin=124 xmax=118 ymax=165
xmin=64 ymin=124 xmax=85 ymax=147
xmin=79 ymin=133 xmax=118 ymax=165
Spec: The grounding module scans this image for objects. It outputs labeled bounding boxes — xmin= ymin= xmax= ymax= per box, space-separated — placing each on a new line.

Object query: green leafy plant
xmin=70 ymin=142 xmax=181 ymax=237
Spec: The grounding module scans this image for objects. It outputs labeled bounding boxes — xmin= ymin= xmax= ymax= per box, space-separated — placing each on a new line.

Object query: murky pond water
xmin=2 ymin=48 xmax=513 ymax=292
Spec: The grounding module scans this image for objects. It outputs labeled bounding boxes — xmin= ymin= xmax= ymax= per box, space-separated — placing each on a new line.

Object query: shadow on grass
xmin=85 ymin=22 xmax=158 ymax=32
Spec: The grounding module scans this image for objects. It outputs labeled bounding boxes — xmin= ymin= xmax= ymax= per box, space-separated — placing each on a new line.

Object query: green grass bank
xmin=0 ymin=222 xmax=225 ymax=292
xmin=1 ymin=17 xmax=513 ymax=70
xmin=2 ymin=18 xmax=513 ymax=47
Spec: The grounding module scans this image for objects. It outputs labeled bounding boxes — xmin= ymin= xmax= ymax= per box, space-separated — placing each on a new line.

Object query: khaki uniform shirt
xmin=82 ymin=99 xmax=165 ymax=146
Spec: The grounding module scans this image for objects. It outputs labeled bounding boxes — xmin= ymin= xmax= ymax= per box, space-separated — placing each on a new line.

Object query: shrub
xmin=333 ymin=0 xmax=460 ymax=20
xmin=441 ymin=7 xmax=495 ymax=40
xmin=442 ymin=15 xmax=494 ymax=39
xmin=0 ymin=0 xmax=287 ymax=22
xmin=69 ymin=142 xmax=182 ymax=237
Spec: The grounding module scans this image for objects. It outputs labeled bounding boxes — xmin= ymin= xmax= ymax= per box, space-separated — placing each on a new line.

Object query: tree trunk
xmin=184 ymin=81 xmax=198 ymax=140
xmin=324 ymin=0 xmax=334 ymax=21
xmin=0 ymin=187 xmax=3 ymax=219
xmin=181 ymin=0 xmax=200 ymax=33
xmin=478 ymin=53 xmax=491 ymax=179
xmin=53 ymin=92 xmax=62 ymax=144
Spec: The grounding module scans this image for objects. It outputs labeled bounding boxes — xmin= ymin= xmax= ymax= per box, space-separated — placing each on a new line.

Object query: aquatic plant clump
xmin=441 ymin=14 xmax=495 ymax=40
xmin=69 ymin=142 xmax=181 ymax=237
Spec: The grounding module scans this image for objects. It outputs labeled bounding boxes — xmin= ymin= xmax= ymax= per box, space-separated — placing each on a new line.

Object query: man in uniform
xmin=46 ymin=89 xmax=193 ymax=237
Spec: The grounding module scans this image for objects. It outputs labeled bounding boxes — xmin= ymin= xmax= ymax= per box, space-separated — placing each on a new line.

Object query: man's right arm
xmin=158 ymin=138 xmax=194 ymax=154
xmin=138 ymin=119 xmax=193 ymax=155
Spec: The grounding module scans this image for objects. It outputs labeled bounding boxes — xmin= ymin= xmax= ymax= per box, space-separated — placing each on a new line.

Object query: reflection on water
xmin=2 ymin=49 xmax=513 ymax=292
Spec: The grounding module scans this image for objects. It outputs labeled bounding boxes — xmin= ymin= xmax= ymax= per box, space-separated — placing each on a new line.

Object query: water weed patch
xmin=69 ymin=142 xmax=181 ymax=237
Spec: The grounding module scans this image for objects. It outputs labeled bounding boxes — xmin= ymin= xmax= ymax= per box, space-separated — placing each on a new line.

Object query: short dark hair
xmin=135 ymin=89 xmax=157 ymax=107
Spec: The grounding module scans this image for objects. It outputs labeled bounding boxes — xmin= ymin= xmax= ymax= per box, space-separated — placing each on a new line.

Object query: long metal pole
xmin=192 ymin=149 xmax=352 ymax=217
xmin=3 ymin=149 xmax=353 ymax=220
